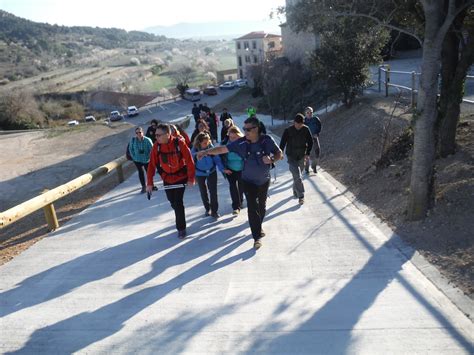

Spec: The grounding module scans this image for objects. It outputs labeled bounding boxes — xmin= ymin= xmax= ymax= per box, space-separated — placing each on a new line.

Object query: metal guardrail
xmin=378 ymin=65 xmax=474 ymax=107
xmin=0 ymin=156 xmax=129 ymax=231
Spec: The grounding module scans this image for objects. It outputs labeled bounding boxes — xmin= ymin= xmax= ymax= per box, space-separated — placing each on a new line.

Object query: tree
xmin=310 ymin=17 xmax=388 ymax=106
xmin=204 ymin=47 xmax=213 ymax=55
xmin=0 ymin=90 xmax=44 ymax=129
xmin=285 ymin=0 xmax=474 ymax=220
xmin=169 ymin=63 xmax=196 ymax=87
xmin=437 ymin=9 xmax=474 ymax=157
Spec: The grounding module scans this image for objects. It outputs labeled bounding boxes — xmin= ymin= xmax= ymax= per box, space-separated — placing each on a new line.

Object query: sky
xmin=0 ymin=0 xmax=286 ymax=31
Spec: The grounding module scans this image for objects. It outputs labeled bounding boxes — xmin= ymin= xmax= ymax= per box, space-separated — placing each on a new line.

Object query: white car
xmin=234 ymin=79 xmax=248 ymax=87
xmin=127 ymin=106 xmax=139 ymax=117
xmin=219 ymin=81 xmax=235 ymax=90
xmin=84 ymin=115 xmax=96 ymax=122
xmin=67 ymin=120 xmax=79 ymax=126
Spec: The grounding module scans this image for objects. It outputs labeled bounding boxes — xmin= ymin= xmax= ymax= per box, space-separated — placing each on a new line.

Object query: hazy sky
xmin=0 ymin=0 xmax=286 ymax=31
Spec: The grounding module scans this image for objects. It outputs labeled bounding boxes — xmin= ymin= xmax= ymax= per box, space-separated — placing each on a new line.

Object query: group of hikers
xmin=127 ymin=105 xmax=322 ymax=250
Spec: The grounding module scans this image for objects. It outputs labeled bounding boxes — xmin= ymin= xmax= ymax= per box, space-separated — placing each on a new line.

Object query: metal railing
xmin=0 ymin=156 xmax=129 ymax=231
xmin=378 ymin=65 xmax=474 ymax=107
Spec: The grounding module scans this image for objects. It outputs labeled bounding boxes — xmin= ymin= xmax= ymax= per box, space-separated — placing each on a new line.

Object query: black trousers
xmin=241 ymin=179 xmax=270 ymax=240
xmin=227 ymin=169 xmax=243 ymax=210
xmin=164 ymin=179 xmax=187 ymax=231
xmin=134 ymin=161 xmax=148 ymax=187
xmin=196 ymin=171 xmax=218 ymax=213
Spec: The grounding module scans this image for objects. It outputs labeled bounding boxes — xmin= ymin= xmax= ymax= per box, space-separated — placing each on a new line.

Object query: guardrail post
xmin=116 ymin=164 xmax=124 ymax=183
xmin=42 ymin=189 xmax=59 ymax=231
xmin=411 ymin=71 xmax=416 ymax=108
xmin=385 ymin=65 xmax=390 ymax=97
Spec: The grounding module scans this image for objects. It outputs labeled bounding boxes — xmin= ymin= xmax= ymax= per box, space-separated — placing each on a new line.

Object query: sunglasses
xmin=243 ymin=126 xmax=257 ymax=132
xmin=135 ymin=131 xmax=143 ymax=135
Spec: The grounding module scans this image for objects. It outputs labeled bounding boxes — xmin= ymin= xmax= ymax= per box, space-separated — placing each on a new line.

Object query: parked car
xmin=203 ymin=86 xmax=218 ymax=95
xmin=110 ymin=111 xmax=124 ymax=121
xmin=84 ymin=115 xmax=96 ymax=122
xmin=184 ymin=88 xmax=201 ymax=102
xmin=219 ymin=81 xmax=235 ymax=90
xmin=127 ymin=106 xmax=139 ymax=117
xmin=67 ymin=120 xmax=79 ymax=126
xmin=234 ymin=79 xmax=248 ymax=87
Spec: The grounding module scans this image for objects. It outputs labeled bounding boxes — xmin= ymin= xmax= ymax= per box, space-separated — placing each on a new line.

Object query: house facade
xmin=235 ymin=31 xmax=283 ymax=81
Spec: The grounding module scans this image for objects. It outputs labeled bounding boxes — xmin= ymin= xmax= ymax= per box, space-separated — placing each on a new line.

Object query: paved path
xmin=1 ymin=115 xmax=473 ymax=354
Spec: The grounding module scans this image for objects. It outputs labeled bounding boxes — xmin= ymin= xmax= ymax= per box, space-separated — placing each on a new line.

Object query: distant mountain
xmin=144 ymin=20 xmax=282 ymax=40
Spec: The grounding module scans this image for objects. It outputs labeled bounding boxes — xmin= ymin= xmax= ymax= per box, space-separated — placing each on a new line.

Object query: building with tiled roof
xmin=234 ymin=31 xmax=283 ymax=84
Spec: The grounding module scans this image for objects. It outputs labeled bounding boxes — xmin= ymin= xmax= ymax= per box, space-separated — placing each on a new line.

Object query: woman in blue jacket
xmin=192 ymin=132 xmax=225 ymax=218
xmin=222 ymin=126 xmax=245 ymax=215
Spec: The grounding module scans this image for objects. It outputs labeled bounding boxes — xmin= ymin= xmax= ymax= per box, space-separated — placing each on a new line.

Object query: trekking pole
xmin=147 ymin=184 xmax=187 ymax=200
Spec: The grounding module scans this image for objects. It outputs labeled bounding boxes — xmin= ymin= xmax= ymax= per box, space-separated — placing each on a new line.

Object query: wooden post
xmin=411 ymin=71 xmax=416 ymax=108
xmin=42 ymin=189 xmax=59 ymax=231
xmin=385 ymin=65 xmax=390 ymax=97
xmin=116 ymin=164 xmax=124 ymax=183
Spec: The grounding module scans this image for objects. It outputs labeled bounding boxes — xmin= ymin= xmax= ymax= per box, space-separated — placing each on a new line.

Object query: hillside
xmin=0 ymin=10 xmax=173 ymax=82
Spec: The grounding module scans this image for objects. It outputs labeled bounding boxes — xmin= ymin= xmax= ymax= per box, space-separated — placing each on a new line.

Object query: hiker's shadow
xmin=124 ymin=223 xmax=249 ymax=289
xmin=7 ymin=232 xmax=254 ymax=354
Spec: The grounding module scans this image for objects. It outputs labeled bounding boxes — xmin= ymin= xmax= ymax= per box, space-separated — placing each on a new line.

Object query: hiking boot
xmin=211 ymin=212 xmax=220 ymax=219
xmin=232 ymin=209 xmax=240 ymax=215
xmin=260 ymin=229 xmax=266 ymax=238
xmin=204 ymin=210 xmax=211 ymax=217
xmin=299 ymin=197 xmax=305 ymax=205
xmin=253 ymin=239 xmax=262 ymax=250
xmin=140 ymin=186 xmax=146 ymax=194
xmin=178 ymin=229 xmax=186 ymax=239
xmin=304 ymin=169 xmax=310 ymax=174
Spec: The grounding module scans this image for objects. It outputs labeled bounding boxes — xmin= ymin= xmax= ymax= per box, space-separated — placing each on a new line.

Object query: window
xmin=252 ymin=41 xmax=257 ymax=49
xmin=238 ymin=56 xmax=242 ymax=66
xmin=239 ymin=69 xmax=243 ymax=78
xmin=245 ymin=55 xmax=251 ymax=63
xmin=268 ymin=41 xmax=275 ymax=49
xmin=244 ymin=41 xmax=249 ymax=49
xmin=253 ymin=55 xmax=258 ymax=64
xmin=237 ymin=42 xmax=241 ymax=50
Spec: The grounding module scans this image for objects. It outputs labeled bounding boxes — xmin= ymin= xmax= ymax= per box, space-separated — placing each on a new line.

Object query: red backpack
xmin=156 ymin=137 xmax=187 ymax=179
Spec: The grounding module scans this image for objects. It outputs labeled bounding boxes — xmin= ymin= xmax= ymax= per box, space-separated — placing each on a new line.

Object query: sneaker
xmin=260 ymin=229 xmax=266 ymax=238
xmin=204 ymin=210 xmax=211 ymax=217
xmin=211 ymin=212 xmax=220 ymax=219
xmin=140 ymin=186 xmax=146 ymax=193
xmin=304 ymin=169 xmax=310 ymax=174
xmin=232 ymin=209 xmax=240 ymax=215
xmin=253 ymin=239 xmax=262 ymax=250
xmin=152 ymin=186 xmax=158 ymax=191
xmin=313 ymin=168 xmax=318 ymax=174
xmin=178 ymin=229 xmax=186 ymax=239
xmin=299 ymin=197 xmax=305 ymax=205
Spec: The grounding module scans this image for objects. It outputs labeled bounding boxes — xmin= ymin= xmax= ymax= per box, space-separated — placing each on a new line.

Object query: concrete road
xmin=1 ymin=115 xmax=472 ymax=354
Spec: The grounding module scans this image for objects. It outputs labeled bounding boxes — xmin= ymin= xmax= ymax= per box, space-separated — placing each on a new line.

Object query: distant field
xmin=216 ymin=54 xmax=237 ymax=70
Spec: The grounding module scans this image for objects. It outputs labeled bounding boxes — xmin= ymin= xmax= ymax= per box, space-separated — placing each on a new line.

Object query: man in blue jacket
xmin=304 ymin=106 xmax=322 ymax=174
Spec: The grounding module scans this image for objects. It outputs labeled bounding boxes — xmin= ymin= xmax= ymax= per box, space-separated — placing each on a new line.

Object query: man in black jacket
xmin=279 ymin=113 xmax=313 ymax=205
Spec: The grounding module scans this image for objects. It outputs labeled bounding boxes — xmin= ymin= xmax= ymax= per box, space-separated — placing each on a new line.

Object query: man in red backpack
xmin=147 ymin=123 xmax=195 ymax=239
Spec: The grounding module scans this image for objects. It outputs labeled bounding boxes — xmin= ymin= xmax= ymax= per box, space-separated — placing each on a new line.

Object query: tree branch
xmin=333 ymin=11 xmax=423 ymax=46
xmin=437 ymin=0 xmax=474 ymax=45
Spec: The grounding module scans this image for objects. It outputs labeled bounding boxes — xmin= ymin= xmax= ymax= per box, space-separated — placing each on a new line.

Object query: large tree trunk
xmin=407 ymin=4 xmax=444 ymax=220
xmin=438 ymin=21 xmax=474 ymax=157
